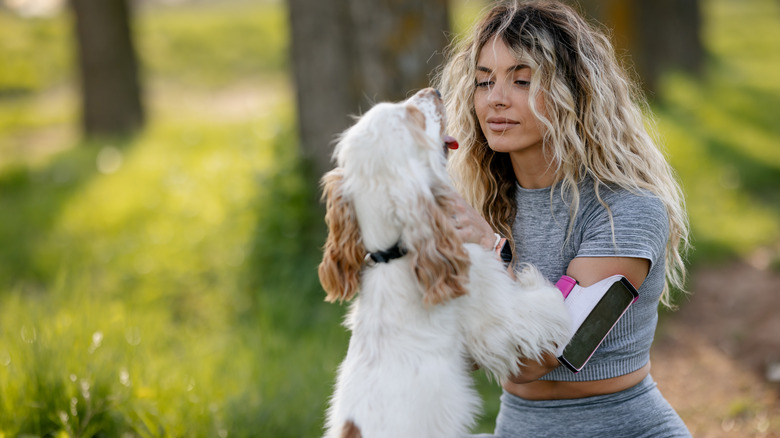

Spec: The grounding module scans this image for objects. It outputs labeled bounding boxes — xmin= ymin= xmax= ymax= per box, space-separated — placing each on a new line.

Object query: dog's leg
xmin=457 ymin=245 xmax=571 ymax=382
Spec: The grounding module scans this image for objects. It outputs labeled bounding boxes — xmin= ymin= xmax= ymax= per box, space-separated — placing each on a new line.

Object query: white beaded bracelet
xmin=491 ymin=233 xmax=503 ymax=252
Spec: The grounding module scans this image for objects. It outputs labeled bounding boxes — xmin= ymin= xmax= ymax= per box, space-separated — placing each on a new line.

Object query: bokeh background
xmin=0 ymin=0 xmax=778 ymax=436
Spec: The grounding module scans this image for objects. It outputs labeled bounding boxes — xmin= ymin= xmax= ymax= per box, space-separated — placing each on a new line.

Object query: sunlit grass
xmin=0 ymin=3 xmax=346 ymax=429
xmin=0 ymin=10 xmax=73 ymax=93
xmin=0 ymin=88 xmax=347 ymax=435
xmin=137 ymin=1 xmax=288 ymax=88
xmin=0 ymin=273 xmax=224 ymax=436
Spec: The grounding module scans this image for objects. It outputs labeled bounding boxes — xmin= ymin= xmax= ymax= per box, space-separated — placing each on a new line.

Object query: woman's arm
xmin=507 ymin=351 xmax=561 ymax=383
xmin=450 ymin=196 xmax=515 ymax=275
xmin=507 ymin=256 xmax=650 ymax=382
xmin=450 ymin=195 xmax=652 ymax=381
xmin=450 ymin=196 xmax=496 ymax=250
xmin=567 ymin=256 xmax=649 ymax=289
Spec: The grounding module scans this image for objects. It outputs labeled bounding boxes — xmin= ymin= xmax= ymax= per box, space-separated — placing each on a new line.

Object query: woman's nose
xmin=487 ymin=83 xmax=508 ymax=108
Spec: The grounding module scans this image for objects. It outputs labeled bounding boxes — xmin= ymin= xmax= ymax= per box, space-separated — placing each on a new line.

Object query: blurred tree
xmin=70 ymin=0 xmax=144 ymax=136
xmin=573 ymin=0 xmax=704 ymax=95
xmin=288 ymin=0 xmax=450 ymax=178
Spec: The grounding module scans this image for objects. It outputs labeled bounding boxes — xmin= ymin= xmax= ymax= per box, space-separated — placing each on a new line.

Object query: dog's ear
xmin=406 ymin=184 xmax=471 ymax=306
xmin=405 ymin=104 xmax=426 ymax=129
xmin=318 ymin=169 xmax=364 ymax=303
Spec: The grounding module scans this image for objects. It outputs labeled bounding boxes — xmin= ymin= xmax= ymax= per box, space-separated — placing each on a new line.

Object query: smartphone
xmin=558 ymin=276 xmax=639 ymax=373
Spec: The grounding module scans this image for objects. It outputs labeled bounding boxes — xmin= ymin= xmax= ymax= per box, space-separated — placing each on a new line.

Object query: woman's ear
xmin=318 ymin=169 xmax=364 ymax=303
xmin=406 ymin=184 xmax=471 ymax=306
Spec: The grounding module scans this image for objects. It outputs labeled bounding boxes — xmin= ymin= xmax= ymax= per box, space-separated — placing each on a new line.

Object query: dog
xmin=318 ymin=88 xmax=570 ymax=438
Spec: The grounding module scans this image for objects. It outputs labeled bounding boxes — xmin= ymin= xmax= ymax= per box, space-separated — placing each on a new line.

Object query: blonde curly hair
xmin=433 ymin=0 xmax=689 ymax=306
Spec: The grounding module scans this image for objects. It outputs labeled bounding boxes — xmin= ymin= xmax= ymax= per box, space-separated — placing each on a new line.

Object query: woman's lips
xmin=486 ymin=118 xmax=518 ymax=131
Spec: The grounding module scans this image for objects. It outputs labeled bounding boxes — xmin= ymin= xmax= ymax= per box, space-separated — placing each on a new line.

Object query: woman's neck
xmin=509 ymin=149 xmax=557 ymax=189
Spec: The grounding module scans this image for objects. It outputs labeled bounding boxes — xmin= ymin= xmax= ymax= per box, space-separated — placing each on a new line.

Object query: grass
xmin=0 ymin=2 xmax=342 ymax=435
xmin=0 ymin=0 xmax=778 ymax=436
xmin=0 ymin=99 xmax=340 ymax=436
xmin=137 ymin=1 xmax=289 ymax=87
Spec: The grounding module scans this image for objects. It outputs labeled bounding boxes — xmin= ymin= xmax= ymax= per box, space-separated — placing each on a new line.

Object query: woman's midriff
xmin=503 ymin=362 xmax=651 ymax=400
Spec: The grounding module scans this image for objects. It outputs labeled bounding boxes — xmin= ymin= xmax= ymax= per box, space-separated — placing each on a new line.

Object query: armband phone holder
xmin=555 ymin=274 xmax=639 ymax=373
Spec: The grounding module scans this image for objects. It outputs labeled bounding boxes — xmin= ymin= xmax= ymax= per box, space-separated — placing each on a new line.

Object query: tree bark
xmin=288 ymin=0 xmax=450 ymax=178
xmin=70 ymin=0 xmax=144 ymax=136
xmin=288 ymin=0 xmax=355 ymax=178
xmin=572 ymin=0 xmax=704 ymax=95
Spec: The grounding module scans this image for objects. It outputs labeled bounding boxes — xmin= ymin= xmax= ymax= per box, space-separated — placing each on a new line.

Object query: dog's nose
xmin=433 ymin=88 xmax=442 ymax=98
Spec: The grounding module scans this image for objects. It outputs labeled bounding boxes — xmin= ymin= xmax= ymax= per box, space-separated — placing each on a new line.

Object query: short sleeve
xmin=576 ymin=189 xmax=669 ymax=269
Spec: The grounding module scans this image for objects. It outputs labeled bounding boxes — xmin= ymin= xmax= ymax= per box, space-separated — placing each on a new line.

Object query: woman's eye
xmin=475 ymin=80 xmax=493 ymax=88
xmin=515 ymin=80 xmax=530 ymax=87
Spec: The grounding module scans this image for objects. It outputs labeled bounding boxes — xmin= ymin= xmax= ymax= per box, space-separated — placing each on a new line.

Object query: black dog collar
xmin=364 ymin=243 xmax=407 ymax=267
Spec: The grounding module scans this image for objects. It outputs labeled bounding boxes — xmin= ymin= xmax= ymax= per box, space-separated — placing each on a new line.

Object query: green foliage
xmin=0 ymin=11 xmax=73 ymax=94
xmin=0 ymin=0 xmax=778 ymax=436
xmin=0 ymin=99 xmax=348 ymax=435
xmin=137 ymin=2 xmax=289 ymax=87
xmin=0 ymin=99 xmax=325 ymax=435
xmin=0 ymin=2 xmax=347 ymax=435
xmin=655 ymin=0 xmax=780 ymax=265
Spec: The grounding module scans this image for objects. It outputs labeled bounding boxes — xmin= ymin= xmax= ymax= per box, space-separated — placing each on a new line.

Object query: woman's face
xmin=473 ymin=36 xmax=546 ymax=156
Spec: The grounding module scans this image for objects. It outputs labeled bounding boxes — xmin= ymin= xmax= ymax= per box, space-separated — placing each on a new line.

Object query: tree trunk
xmin=288 ymin=0 xmax=450 ymax=178
xmin=348 ymin=0 xmax=450 ymax=104
xmin=573 ymin=0 xmax=704 ymax=95
xmin=70 ymin=0 xmax=144 ymax=136
xmin=288 ymin=0 xmax=355 ymax=179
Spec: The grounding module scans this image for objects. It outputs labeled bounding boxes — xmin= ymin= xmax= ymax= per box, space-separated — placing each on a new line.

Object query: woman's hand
xmin=507 ymin=351 xmax=561 ymax=384
xmin=451 ymin=196 xmax=496 ymax=250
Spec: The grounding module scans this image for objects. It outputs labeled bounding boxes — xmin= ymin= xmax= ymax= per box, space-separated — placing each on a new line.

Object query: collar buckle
xmin=364 ymin=243 xmax=407 ymax=267
xmin=363 ymin=252 xmax=377 ymax=267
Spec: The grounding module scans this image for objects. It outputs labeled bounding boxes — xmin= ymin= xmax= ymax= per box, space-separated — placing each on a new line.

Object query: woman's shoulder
xmin=574 ymin=178 xmax=668 ymax=238
xmin=577 ymin=177 xmax=665 ymax=216
xmin=574 ymin=177 xmax=669 ymax=260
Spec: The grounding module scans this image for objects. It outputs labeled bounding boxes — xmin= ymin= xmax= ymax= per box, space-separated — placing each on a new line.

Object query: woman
xmin=434 ymin=1 xmax=691 ymax=436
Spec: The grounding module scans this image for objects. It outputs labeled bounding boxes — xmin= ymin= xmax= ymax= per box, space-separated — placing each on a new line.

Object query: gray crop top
xmin=512 ymin=176 xmax=669 ymax=381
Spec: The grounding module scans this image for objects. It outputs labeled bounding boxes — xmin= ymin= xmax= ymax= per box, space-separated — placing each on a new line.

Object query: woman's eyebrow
xmin=475 ymin=64 xmax=530 ymax=74
xmin=509 ymin=64 xmax=531 ymax=72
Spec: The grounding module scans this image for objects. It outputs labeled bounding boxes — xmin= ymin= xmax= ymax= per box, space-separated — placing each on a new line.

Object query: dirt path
xmin=651 ymin=261 xmax=780 ymax=437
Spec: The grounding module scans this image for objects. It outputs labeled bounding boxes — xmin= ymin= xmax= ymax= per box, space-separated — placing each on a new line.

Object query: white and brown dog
xmin=318 ymin=88 xmax=570 ymax=438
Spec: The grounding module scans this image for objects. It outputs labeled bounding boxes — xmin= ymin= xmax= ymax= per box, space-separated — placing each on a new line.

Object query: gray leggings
xmin=471 ymin=375 xmax=691 ymax=438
